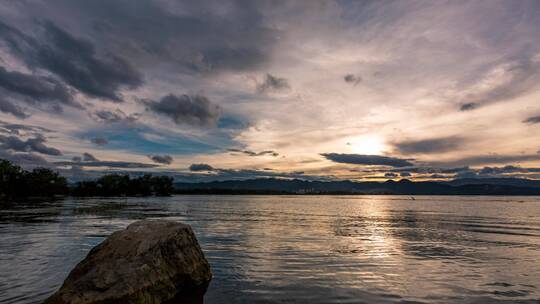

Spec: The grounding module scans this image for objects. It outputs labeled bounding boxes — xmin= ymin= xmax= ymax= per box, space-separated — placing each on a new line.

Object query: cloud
xmin=54 ymin=160 xmax=158 ymax=169
xmin=189 ymin=163 xmax=215 ymax=171
xmin=0 ymin=134 xmax=62 ymax=155
xmin=0 ymin=66 xmax=77 ymax=108
xmin=478 ymin=165 xmax=540 ymax=175
xmin=83 ymin=152 xmax=98 ymax=162
xmin=439 ymin=167 xmax=471 ymax=174
xmin=428 ymin=174 xmax=446 ymax=179
xmin=0 ymin=20 xmax=143 ymax=101
xmin=523 ymin=115 xmax=540 ymax=124
xmin=362 ymin=166 xmax=471 ymax=175
xmin=1 ymin=1 xmax=539 ymax=181
xmin=0 ymin=98 xmax=28 ymax=118
xmin=400 ymin=172 xmax=411 ymax=177
xmin=459 ymin=103 xmax=478 ymax=111
xmin=321 ymin=153 xmax=414 ymax=167
xmin=0 ymin=121 xmax=52 ymax=135
xmin=91 ymin=137 xmax=108 ymax=145
xmin=393 ymin=136 xmax=465 ymax=154
xmin=451 ymin=165 xmax=540 ymax=179
xmin=344 ymin=74 xmax=362 ymax=85
xmin=228 ymin=148 xmax=279 ymax=157
xmin=256 ymin=74 xmax=290 ymax=94
xmin=0 ymin=150 xmax=49 ymax=167
xmin=42 ymin=0 xmax=278 ymax=73
xmin=456 ymin=57 xmax=540 ymax=110
xmin=92 ymin=109 xmax=139 ymax=124
xmin=149 ymin=154 xmax=173 ymax=165
xmin=384 ymin=172 xmax=398 ymax=178
xmin=145 ymin=94 xmax=221 ymax=127
xmin=182 ymin=165 xmax=321 ymax=182
xmin=431 ymin=154 xmax=540 ymax=167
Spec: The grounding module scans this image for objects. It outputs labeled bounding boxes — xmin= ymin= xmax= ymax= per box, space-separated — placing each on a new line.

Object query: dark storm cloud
xmin=523 ymin=115 xmax=540 ymax=124
xmin=189 ymin=163 xmax=215 ymax=171
xmin=92 ymin=109 xmax=139 ymax=124
xmin=393 ymin=136 xmax=465 ymax=154
xmin=459 ymin=103 xmax=478 ymax=111
xmin=256 ymin=74 xmax=290 ymax=94
xmin=321 ymin=153 xmax=414 ymax=167
xmin=149 ymin=154 xmax=173 ymax=165
xmin=0 ymin=66 xmax=77 ymax=107
xmin=0 ymin=98 xmax=27 ymax=118
xmin=15 ymin=0 xmax=277 ymax=74
xmin=400 ymin=172 xmax=411 ymax=177
xmin=228 ymin=148 xmax=279 ymax=157
xmin=0 ymin=134 xmax=61 ymax=155
xmin=146 ymin=94 xmax=221 ymax=127
xmin=0 ymin=20 xmax=143 ymax=101
xmin=83 ymin=152 xmax=98 ymax=162
xmin=91 ymin=137 xmax=108 ymax=145
xmin=344 ymin=74 xmax=362 ymax=85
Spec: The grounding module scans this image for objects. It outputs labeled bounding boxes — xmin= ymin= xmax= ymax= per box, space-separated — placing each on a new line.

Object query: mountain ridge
xmin=174 ymin=177 xmax=540 ymax=195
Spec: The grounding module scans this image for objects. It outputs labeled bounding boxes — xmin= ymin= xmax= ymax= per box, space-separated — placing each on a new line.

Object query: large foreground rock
xmin=45 ymin=220 xmax=212 ymax=304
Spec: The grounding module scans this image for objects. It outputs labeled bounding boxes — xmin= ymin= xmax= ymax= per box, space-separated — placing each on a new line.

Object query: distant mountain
xmin=174 ymin=178 xmax=540 ymax=195
xmin=444 ymin=178 xmax=540 ymax=188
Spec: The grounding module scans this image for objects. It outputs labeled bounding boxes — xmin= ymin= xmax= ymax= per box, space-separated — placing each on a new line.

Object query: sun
xmin=346 ymin=135 xmax=385 ymax=155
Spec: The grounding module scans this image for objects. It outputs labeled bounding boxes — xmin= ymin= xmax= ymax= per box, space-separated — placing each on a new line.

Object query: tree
xmin=71 ymin=181 xmax=99 ymax=197
xmin=96 ymin=174 xmax=131 ymax=196
xmin=0 ymin=160 xmax=68 ymax=198
xmin=0 ymin=160 xmax=25 ymax=197
xmin=1 ymin=159 xmax=175 ymax=198
xmin=151 ymin=176 xmax=173 ymax=196
xmin=25 ymin=168 xmax=68 ymax=197
xmin=129 ymin=174 xmax=153 ymax=196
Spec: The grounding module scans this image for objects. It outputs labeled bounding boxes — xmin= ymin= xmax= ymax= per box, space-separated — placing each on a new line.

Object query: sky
xmin=0 ymin=0 xmax=540 ymax=182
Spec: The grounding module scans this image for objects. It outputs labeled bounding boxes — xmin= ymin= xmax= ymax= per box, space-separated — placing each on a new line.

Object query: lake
xmin=1 ymin=195 xmax=540 ymax=303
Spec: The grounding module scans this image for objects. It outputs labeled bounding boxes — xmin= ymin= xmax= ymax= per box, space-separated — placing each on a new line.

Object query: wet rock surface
xmin=45 ymin=220 xmax=212 ymax=304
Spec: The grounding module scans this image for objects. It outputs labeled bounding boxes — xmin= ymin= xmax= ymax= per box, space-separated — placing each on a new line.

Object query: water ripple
xmin=1 ymin=195 xmax=540 ymax=303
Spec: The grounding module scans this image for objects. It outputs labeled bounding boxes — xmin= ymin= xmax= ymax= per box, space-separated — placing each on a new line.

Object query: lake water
xmin=1 ymin=195 xmax=540 ymax=303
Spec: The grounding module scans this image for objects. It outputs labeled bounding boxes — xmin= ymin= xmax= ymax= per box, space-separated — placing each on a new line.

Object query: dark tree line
xmin=71 ymin=174 xmax=173 ymax=197
xmin=0 ymin=160 xmax=68 ymax=198
xmin=0 ymin=159 xmax=173 ymax=198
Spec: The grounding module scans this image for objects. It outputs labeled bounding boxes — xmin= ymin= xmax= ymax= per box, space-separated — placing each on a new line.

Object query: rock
xmin=45 ymin=220 xmax=212 ymax=304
